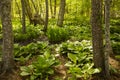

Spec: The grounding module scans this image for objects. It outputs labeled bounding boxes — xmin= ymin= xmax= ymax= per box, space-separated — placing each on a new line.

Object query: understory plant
xmin=56 ymin=40 xmax=100 ymax=80
xmin=14 ymin=25 xmax=43 ymax=42
xmin=14 ymin=41 xmax=48 ymax=63
xmin=20 ymin=51 xmax=59 ymax=80
xmin=47 ymin=25 xmax=70 ymax=43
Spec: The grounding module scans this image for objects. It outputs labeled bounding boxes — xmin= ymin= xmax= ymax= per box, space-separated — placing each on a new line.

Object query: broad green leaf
xmin=20 ymin=71 xmax=30 ymax=76
xmin=68 ymin=53 xmax=78 ymax=64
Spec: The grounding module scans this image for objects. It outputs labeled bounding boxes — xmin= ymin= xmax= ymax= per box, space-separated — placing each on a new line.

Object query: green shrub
xmin=112 ymin=41 xmax=120 ymax=55
xmin=65 ymin=25 xmax=91 ymax=41
xmin=20 ymin=51 xmax=59 ymax=80
xmin=14 ymin=41 xmax=48 ymax=62
xmin=14 ymin=25 xmax=43 ymax=42
xmin=47 ymin=26 xmax=70 ymax=43
xmin=56 ymin=40 xmax=100 ymax=80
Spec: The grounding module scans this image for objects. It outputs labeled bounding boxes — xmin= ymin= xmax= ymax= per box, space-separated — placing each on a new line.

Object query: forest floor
xmin=0 ymin=55 xmax=120 ymax=80
xmin=0 ymin=36 xmax=120 ymax=80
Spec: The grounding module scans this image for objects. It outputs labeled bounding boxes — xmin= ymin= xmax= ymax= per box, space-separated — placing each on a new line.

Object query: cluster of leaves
xmin=66 ymin=25 xmax=91 ymax=41
xmin=14 ymin=41 xmax=48 ymax=63
xmin=47 ymin=25 xmax=70 ymax=43
xmin=14 ymin=25 xmax=43 ymax=42
xmin=56 ymin=40 xmax=100 ymax=80
xmin=20 ymin=51 xmax=59 ymax=80
xmin=110 ymin=19 xmax=120 ymax=55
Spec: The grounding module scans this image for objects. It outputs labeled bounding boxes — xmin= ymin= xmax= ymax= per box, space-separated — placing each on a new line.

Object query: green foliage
xmin=14 ymin=25 xmax=43 ymax=42
xmin=56 ymin=40 xmax=92 ymax=55
xmin=20 ymin=52 xmax=59 ymax=80
xmin=112 ymin=41 xmax=120 ymax=55
xmin=47 ymin=26 xmax=70 ymax=43
xmin=56 ymin=40 xmax=100 ymax=79
xmin=65 ymin=25 xmax=91 ymax=41
xmin=14 ymin=41 xmax=48 ymax=63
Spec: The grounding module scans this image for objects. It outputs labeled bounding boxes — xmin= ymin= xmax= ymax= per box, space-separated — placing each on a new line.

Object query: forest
xmin=0 ymin=0 xmax=120 ymax=80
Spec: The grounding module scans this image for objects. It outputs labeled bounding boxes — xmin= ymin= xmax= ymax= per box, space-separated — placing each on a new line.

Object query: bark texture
xmin=104 ymin=0 xmax=112 ymax=79
xmin=91 ymin=0 xmax=106 ymax=79
xmin=0 ymin=0 xmax=14 ymax=72
xmin=57 ymin=0 xmax=66 ymax=27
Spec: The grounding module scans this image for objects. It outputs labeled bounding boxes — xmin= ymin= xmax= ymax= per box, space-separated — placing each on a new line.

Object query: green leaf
xmin=20 ymin=71 xmax=30 ymax=76
xmin=68 ymin=53 xmax=78 ymax=64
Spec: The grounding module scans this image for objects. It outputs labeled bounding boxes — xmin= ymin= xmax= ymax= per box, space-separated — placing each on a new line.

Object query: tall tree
xmin=21 ymin=0 xmax=26 ymax=33
xmin=44 ymin=0 xmax=49 ymax=32
xmin=91 ymin=0 xmax=108 ymax=79
xmin=57 ymin=0 xmax=66 ymax=27
xmin=104 ymin=0 xmax=112 ymax=79
xmin=53 ymin=0 xmax=56 ymax=18
xmin=50 ymin=0 xmax=53 ymax=18
xmin=0 ymin=0 xmax=14 ymax=72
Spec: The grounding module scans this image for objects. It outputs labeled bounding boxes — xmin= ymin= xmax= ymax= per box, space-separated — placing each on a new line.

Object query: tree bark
xmin=104 ymin=0 xmax=112 ymax=79
xmin=0 ymin=0 xmax=14 ymax=72
xmin=91 ymin=0 xmax=106 ymax=79
xmin=53 ymin=0 xmax=56 ymax=18
xmin=21 ymin=0 xmax=26 ymax=33
xmin=44 ymin=0 xmax=49 ymax=32
xmin=50 ymin=0 xmax=53 ymax=18
xmin=57 ymin=0 xmax=66 ymax=27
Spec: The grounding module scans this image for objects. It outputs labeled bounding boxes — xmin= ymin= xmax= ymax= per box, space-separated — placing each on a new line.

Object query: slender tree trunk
xmin=57 ymin=0 xmax=66 ymax=27
xmin=44 ymin=0 xmax=48 ymax=32
xmin=53 ymin=0 xmax=56 ymax=18
xmin=50 ymin=0 xmax=53 ymax=18
xmin=104 ymin=0 xmax=112 ymax=79
xmin=91 ymin=0 xmax=106 ymax=79
xmin=31 ymin=0 xmax=39 ymax=14
xmin=0 ymin=0 xmax=14 ymax=72
xmin=21 ymin=0 xmax=26 ymax=33
xmin=15 ymin=0 xmax=22 ymax=22
xmin=24 ymin=0 xmax=33 ymax=24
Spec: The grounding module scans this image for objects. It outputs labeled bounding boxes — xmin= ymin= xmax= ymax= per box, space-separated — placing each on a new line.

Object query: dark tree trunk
xmin=15 ymin=0 xmax=22 ymax=22
xmin=44 ymin=0 xmax=49 ymax=32
xmin=50 ymin=0 xmax=53 ymax=18
xmin=21 ymin=0 xmax=26 ymax=33
xmin=53 ymin=0 xmax=56 ymax=18
xmin=57 ymin=0 xmax=66 ymax=27
xmin=104 ymin=0 xmax=112 ymax=79
xmin=0 ymin=0 xmax=14 ymax=72
xmin=91 ymin=0 xmax=107 ymax=79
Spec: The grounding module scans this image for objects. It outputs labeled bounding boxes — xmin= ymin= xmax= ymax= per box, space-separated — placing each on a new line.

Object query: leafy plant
xmin=56 ymin=40 xmax=100 ymax=79
xmin=20 ymin=51 xmax=59 ymax=80
xmin=47 ymin=25 xmax=70 ymax=43
xmin=14 ymin=41 xmax=48 ymax=63
xmin=14 ymin=25 xmax=43 ymax=42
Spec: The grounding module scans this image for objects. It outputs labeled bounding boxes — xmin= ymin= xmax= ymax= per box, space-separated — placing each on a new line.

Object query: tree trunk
xmin=0 ymin=0 xmax=14 ymax=72
xmin=15 ymin=0 xmax=22 ymax=22
xmin=91 ymin=0 xmax=106 ymax=79
xmin=50 ymin=0 xmax=53 ymax=18
xmin=57 ymin=0 xmax=66 ymax=27
xmin=44 ymin=0 xmax=49 ymax=32
xmin=104 ymin=0 xmax=112 ymax=79
xmin=21 ymin=0 xmax=26 ymax=33
xmin=53 ymin=0 xmax=56 ymax=18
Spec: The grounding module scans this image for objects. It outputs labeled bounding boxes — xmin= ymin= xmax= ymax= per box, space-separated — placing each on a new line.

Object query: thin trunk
xmin=91 ymin=0 xmax=106 ymax=79
xmin=50 ymin=0 xmax=53 ymax=18
xmin=24 ymin=0 xmax=33 ymax=24
xmin=57 ymin=0 xmax=66 ymax=27
xmin=31 ymin=0 xmax=39 ymax=14
xmin=21 ymin=0 xmax=26 ymax=33
xmin=44 ymin=0 xmax=48 ymax=32
xmin=104 ymin=0 xmax=112 ymax=79
xmin=15 ymin=0 xmax=22 ymax=22
xmin=53 ymin=0 xmax=56 ymax=18
xmin=0 ymin=0 xmax=14 ymax=72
